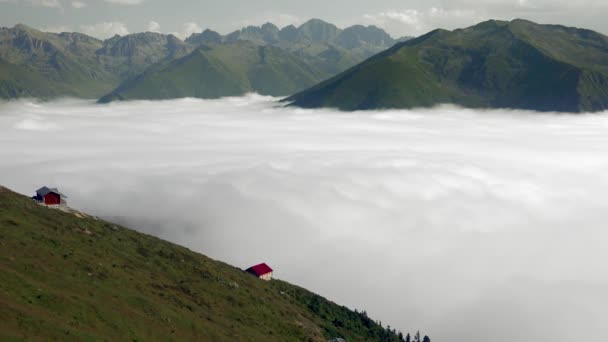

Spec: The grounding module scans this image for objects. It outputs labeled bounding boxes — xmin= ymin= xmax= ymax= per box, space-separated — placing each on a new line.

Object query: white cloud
xmin=79 ymin=21 xmax=129 ymax=39
xmin=146 ymin=20 xmax=160 ymax=33
xmin=71 ymin=0 xmax=85 ymax=8
xmin=363 ymin=7 xmax=481 ymax=37
xmin=171 ymin=22 xmax=201 ymax=39
xmin=0 ymin=0 xmax=62 ymax=7
xmin=104 ymin=0 xmax=144 ymax=5
xmin=39 ymin=24 xmax=72 ymax=33
xmin=236 ymin=12 xmax=303 ymax=29
xmin=1 ymin=96 xmax=608 ymax=341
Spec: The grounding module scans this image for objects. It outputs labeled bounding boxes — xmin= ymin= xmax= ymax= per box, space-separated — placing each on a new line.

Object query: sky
xmin=1 ymin=0 xmax=608 ymax=39
xmin=1 ymin=96 xmax=608 ymax=341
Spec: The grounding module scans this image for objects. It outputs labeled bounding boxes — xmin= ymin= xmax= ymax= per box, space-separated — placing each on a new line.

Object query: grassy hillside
xmin=99 ymin=42 xmax=329 ymax=102
xmin=286 ymin=19 xmax=608 ymax=112
xmin=0 ymin=186 xmax=412 ymax=341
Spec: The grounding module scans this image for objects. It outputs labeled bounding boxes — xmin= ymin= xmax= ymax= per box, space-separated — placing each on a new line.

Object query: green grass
xmin=0 ymin=186 xmax=408 ymax=341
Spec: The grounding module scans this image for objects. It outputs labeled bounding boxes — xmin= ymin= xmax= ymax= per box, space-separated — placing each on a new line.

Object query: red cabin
xmin=245 ymin=263 xmax=273 ymax=281
xmin=34 ymin=187 xmax=67 ymax=207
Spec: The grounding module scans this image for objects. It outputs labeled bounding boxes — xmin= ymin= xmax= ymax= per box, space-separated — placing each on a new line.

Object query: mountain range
xmin=287 ymin=19 xmax=608 ymax=112
xmin=4 ymin=18 xmax=608 ymax=112
xmin=0 ymin=20 xmax=404 ymax=101
xmin=187 ymin=19 xmax=408 ymax=75
xmin=0 ymin=185 xmax=419 ymax=340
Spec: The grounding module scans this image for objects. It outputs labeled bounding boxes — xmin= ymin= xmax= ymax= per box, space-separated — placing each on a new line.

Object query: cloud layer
xmin=1 ymin=96 xmax=608 ymax=341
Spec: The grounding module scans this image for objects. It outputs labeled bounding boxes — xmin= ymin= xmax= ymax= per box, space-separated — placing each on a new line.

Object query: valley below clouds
xmin=1 ymin=95 xmax=608 ymax=341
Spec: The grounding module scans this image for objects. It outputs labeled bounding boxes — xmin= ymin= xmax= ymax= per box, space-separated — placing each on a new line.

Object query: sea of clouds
xmin=1 ymin=95 xmax=608 ymax=341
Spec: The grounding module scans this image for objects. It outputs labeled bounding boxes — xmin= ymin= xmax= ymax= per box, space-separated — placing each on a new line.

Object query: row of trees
xmin=358 ymin=310 xmax=431 ymax=342
xmin=400 ymin=331 xmax=431 ymax=342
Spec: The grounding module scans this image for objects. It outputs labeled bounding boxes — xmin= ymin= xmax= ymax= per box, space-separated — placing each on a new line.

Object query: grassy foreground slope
xmin=0 ymin=186 xmax=407 ymax=341
xmin=287 ymin=19 xmax=608 ymax=112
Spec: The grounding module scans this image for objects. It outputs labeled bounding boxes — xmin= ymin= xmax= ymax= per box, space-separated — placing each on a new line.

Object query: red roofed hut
xmin=245 ymin=263 xmax=273 ymax=281
xmin=33 ymin=187 xmax=67 ymax=207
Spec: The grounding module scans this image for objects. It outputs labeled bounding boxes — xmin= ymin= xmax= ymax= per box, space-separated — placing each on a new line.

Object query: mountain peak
xmin=477 ymin=19 xmax=510 ymax=26
xmin=261 ymin=22 xmax=279 ymax=31
xmin=335 ymin=24 xmax=395 ymax=49
xmin=300 ymin=18 xmax=333 ymax=26
xmin=510 ymin=18 xmax=536 ymax=25
xmin=186 ymin=29 xmax=223 ymax=45
xmin=10 ymin=23 xmax=46 ymax=37
xmin=297 ymin=19 xmax=341 ymax=43
xmin=298 ymin=18 xmax=339 ymax=32
xmin=287 ymin=19 xmax=608 ymax=112
xmin=13 ymin=23 xmax=35 ymax=31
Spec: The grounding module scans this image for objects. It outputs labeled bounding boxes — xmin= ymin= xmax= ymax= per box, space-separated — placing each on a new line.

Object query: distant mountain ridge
xmin=286 ymin=19 xmax=608 ymax=113
xmin=186 ymin=19 xmax=401 ymax=75
xmin=187 ymin=19 xmax=396 ymax=53
xmin=0 ymin=24 xmax=194 ymax=98
xmin=97 ymin=32 xmax=193 ymax=79
xmin=100 ymin=20 xmax=404 ymax=102
xmin=0 ymin=20 xmax=405 ymax=101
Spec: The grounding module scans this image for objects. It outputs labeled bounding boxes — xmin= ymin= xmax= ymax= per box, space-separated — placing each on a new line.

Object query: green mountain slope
xmin=0 ymin=25 xmax=193 ymax=99
xmin=96 ymin=32 xmax=194 ymax=80
xmin=186 ymin=19 xmax=404 ymax=76
xmin=286 ymin=19 xmax=608 ymax=112
xmin=0 ymin=20 xmax=401 ymax=101
xmin=0 ymin=58 xmax=58 ymax=98
xmin=0 ymin=186 xmax=414 ymax=341
xmin=99 ymin=42 xmax=329 ymax=102
xmin=0 ymin=25 xmax=119 ymax=98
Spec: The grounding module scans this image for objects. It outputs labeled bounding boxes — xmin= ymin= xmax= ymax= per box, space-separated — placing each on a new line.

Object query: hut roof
xmin=245 ymin=263 xmax=273 ymax=277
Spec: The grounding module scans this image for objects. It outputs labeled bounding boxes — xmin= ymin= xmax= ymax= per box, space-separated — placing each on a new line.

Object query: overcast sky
xmin=1 ymin=0 xmax=608 ymax=39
